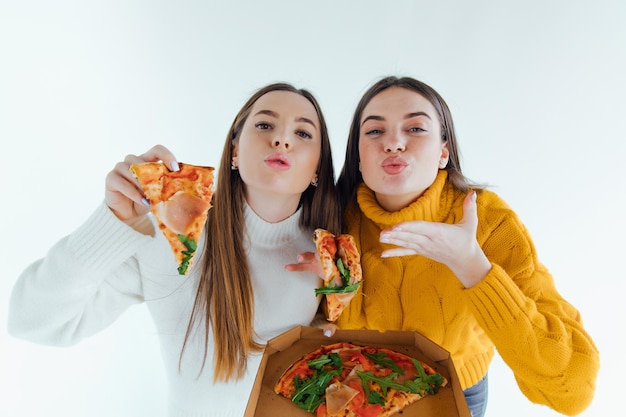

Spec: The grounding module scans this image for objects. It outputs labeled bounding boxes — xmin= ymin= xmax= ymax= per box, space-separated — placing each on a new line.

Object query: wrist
xmin=453 ymin=250 xmax=491 ymax=288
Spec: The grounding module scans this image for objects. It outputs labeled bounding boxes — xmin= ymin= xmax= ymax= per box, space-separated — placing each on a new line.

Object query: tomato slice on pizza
xmin=129 ymin=162 xmax=215 ymax=275
xmin=314 ymin=229 xmax=363 ymax=322
xmin=274 ymin=342 xmax=447 ymax=417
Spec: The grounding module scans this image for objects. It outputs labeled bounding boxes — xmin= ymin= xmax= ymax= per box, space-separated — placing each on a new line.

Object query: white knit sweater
xmin=8 ymin=202 xmax=321 ymax=417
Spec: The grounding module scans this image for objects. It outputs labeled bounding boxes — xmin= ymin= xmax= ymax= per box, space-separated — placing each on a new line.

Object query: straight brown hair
xmin=182 ymin=83 xmax=341 ymax=381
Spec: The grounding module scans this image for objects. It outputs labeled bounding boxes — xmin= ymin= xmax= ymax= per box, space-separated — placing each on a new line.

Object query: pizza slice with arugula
xmin=314 ymin=229 xmax=362 ymax=322
xmin=129 ymin=162 xmax=214 ymax=275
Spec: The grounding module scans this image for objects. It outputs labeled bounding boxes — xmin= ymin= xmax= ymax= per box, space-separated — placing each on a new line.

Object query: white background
xmin=1 ymin=1 xmax=624 ymax=416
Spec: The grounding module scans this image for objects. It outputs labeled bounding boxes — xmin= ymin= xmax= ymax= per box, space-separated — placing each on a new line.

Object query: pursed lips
xmin=381 ymin=156 xmax=408 ymax=174
xmin=264 ymin=153 xmax=291 ymax=171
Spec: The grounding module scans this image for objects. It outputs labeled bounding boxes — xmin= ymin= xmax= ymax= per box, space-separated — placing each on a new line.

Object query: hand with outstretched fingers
xmin=379 ymin=192 xmax=491 ymax=288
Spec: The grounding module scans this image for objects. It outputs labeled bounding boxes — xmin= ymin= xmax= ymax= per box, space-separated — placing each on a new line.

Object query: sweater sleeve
xmin=8 ymin=202 xmax=154 ymax=346
xmin=464 ymin=204 xmax=599 ymax=416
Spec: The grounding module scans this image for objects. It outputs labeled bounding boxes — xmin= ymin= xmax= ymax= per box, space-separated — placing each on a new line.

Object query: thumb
xmin=459 ymin=191 xmax=478 ymax=230
xmin=322 ymin=323 xmax=337 ymax=338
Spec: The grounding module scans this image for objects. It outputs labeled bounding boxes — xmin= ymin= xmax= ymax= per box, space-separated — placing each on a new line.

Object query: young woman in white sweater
xmin=8 ymin=83 xmax=342 ymax=417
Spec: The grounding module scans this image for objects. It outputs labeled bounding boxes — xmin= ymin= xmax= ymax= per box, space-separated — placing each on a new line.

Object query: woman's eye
xmin=255 ymin=122 xmax=271 ymax=130
xmin=296 ymin=130 xmax=312 ymax=139
xmin=365 ymin=129 xmax=383 ymax=136
xmin=409 ymin=127 xmax=426 ymax=133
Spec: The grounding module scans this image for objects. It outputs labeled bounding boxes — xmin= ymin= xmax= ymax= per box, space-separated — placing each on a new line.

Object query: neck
xmin=245 ymin=190 xmax=301 ymax=223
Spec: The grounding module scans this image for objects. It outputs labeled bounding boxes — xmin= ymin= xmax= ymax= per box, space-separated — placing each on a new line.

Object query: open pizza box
xmin=244 ymin=326 xmax=471 ymax=417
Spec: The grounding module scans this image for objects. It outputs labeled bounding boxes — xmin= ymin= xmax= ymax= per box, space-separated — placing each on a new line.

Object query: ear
xmin=440 ymin=142 xmax=450 ymax=161
xmin=230 ymin=142 xmax=239 ymax=169
xmin=232 ymin=141 xmax=239 ymax=159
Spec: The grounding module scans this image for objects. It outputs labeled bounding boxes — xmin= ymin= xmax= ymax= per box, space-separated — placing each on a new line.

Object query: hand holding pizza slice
xmin=129 ymin=162 xmax=215 ymax=275
xmin=314 ymin=229 xmax=363 ymax=322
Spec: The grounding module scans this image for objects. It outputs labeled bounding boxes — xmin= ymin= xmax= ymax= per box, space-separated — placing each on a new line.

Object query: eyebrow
xmin=254 ymin=110 xmax=318 ymax=130
xmin=361 ymin=111 xmax=432 ymax=126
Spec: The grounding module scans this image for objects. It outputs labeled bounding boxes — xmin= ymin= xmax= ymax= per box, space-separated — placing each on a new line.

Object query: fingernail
xmin=141 ymin=197 xmax=151 ymax=207
xmin=471 ymin=191 xmax=477 ymax=202
xmin=324 ymin=329 xmax=332 ymax=337
xmin=170 ymin=161 xmax=180 ymax=172
xmin=380 ymin=234 xmax=390 ymax=243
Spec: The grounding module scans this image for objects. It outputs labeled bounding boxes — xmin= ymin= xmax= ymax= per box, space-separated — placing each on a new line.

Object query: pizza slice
xmin=274 ymin=342 xmax=447 ymax=417
xmin=129 ymin=162 xmax=215 ymax=275
xmin=313 ymin=229 xmax=362 ymax=322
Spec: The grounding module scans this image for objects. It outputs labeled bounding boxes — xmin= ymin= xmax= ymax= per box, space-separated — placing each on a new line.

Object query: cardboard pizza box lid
xmin=244 ymin=326 xmax=472 ymax=417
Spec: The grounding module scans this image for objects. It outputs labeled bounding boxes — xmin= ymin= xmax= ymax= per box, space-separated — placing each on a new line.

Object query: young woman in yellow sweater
xmin=332 ymin=76 xmax=599 ymax=417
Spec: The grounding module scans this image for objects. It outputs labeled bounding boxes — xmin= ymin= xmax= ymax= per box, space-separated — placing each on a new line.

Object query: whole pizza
xmin=274 ymin=342 xmax=447 ymax=417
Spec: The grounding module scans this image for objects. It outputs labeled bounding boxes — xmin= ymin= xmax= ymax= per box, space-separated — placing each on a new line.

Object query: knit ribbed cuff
xmin=68 ymin=202 xmax=154 ymax=271
xmin=464 ymin=263 xmax=529 ymax=331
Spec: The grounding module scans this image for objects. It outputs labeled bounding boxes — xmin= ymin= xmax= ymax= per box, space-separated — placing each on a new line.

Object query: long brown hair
xmin=337 ymin=76 xmax=482 ymax=213
xmin=182 ymin=83 xmax=341 ymax=381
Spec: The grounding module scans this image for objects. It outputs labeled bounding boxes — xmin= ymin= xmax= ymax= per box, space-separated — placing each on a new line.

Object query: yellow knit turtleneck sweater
xmin=336 ymin=171 xmax=599 ymax=416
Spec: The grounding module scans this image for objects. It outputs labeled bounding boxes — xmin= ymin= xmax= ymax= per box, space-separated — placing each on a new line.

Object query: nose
xmin=385 ymin=144 xmax=405 ymax=153
xmin=273 ymin=135 xmax=291 ymax=150
xmin=384 ymin=137 xmax=406 ymax=153
xmin=383 ymin=127 xmax=406 ymax=153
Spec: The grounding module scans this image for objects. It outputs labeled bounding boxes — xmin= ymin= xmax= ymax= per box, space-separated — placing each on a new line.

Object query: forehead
xmin=362 ymin=87 xmax=437 ymax=118
xmin=251 ymin=90 xmax=319 ymax=123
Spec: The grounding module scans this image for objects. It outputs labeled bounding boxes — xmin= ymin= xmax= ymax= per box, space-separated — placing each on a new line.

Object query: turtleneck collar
xmin=356 ymin=170 xmax=450 ymax=229
xmin=243 ymin=203 xmax=306 ymax=247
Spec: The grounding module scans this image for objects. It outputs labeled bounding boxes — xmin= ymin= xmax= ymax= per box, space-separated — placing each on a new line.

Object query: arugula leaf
xmin=364 ymin=352 xmax=405 ymax=375
xmin=307 ymin=355 xmax=331 ymax=370
xmin=357 ymin=360 xmax=445 ymax=405
xmin=291 ymin=368 xmax=341 ymax=412
xmin=177 ymin=234 xmax=197 ymax=275
xmin=328 ymin=352 xmax=342 ymax=369
xmin=357 ymin=371 xmax=408 ymax=398
xmin=178 ymin=234 xmax=198 ymax=251
xmin=368 ymin=390 xmax=386 ymax=405
xmin=409 ymin=359 xmax=444 ymax=395
xmin=336 ymin=258 xmax=350 ymax=285
xmin=314 ymin=281 xmax=361 ymax=295
xmin=315 ymin=257 xmax=362 ymax=295
xmin=290 ymin=353 xmax=343 ymax=412
xmin=307 ymin=352 xmax=342 ymax=370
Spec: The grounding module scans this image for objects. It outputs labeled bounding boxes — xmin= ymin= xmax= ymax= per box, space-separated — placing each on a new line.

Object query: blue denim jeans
xmin=463 ymin=374 xmax=488 ymax=417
